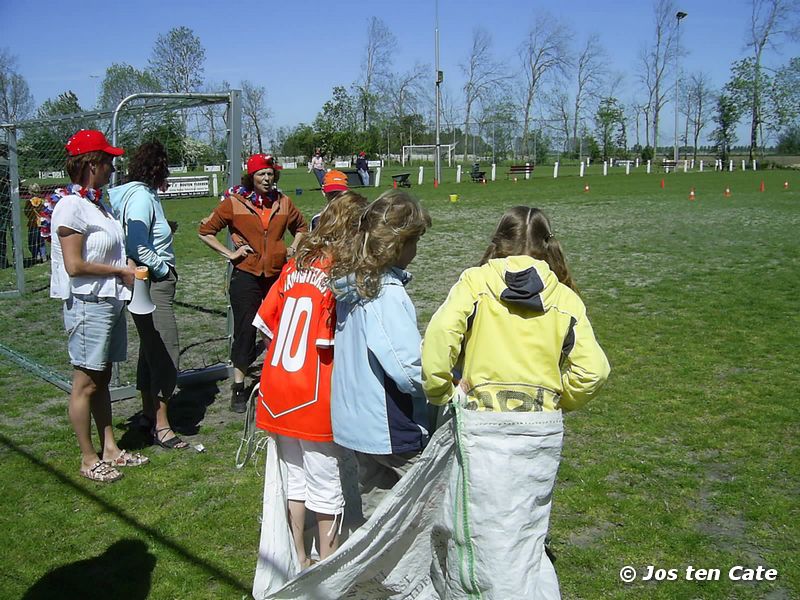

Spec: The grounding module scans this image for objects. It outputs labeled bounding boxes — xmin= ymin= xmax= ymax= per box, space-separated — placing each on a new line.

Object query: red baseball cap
xmin=247 ymin=153 xmax=283 ymax=174
xmin=359 ymin=151 xmax=366 ymax=157
xmin=322 ymin=170 xmax=348 ymax=193
xmin=65 ymin=130 xmax=124 ymax=156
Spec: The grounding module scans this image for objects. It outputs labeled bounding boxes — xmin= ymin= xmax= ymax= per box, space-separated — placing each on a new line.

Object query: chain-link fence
xmin=0 ymin=92 xmax=242 ymax=394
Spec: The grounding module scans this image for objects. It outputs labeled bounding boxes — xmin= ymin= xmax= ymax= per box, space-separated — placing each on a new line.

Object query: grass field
xmin=1 ymin=165 xmax=798 ymax=599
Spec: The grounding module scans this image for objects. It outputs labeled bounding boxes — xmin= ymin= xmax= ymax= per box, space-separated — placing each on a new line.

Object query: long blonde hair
xmin=294 ymin=190 xmax=368 ymax=271
xmin=333 ymin=190 xmax=431 ymax=299
xmin=480 ymin=206 xmax=578 ymax=293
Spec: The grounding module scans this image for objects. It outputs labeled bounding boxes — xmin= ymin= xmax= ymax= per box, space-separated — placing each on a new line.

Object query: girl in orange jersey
xmin=252 ymin=191 xmax=367 ymax=568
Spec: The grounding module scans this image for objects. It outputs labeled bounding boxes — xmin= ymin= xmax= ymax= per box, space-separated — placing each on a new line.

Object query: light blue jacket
xmin=108 ymin=182 xmax=175 ymax=279
xmin=330 ymin=268 xmax=429 ymax=455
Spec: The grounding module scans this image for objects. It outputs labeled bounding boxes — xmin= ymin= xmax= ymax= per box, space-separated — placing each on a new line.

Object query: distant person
xmin=49 ymin=129 xmax=148 ymax=483
xmin=310 ymin=148 xmax=325 ymax=188
xmin=421 ymin=206 xmax=610 ymax=597
xmin=109 ymin=140 xmax=188 ymax=450
xmin=356 ymin=151 xmax=370 ymax=186
xmin=253 ymin=190 xmax=368 ymax=569
xmin=199 ymin=153 xmax=307 ymax=412
xmin=310 ymin=169 xmax=349 ymax=231
xmin=329 ymin=190 xmax=432 ymax=503
xmin=25 ymin=184 xmax=48 ymax=263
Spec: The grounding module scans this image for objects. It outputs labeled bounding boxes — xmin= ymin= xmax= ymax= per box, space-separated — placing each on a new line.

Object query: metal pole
xmin=7 ymin=127 xmax=25 ymax=295
xmin=674 ymin=11 xmax=687 ymax=163
xmin=434 ymin=0 xmax=442 ymax=185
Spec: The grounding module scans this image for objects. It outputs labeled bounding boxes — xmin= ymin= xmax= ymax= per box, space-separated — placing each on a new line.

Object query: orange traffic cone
xmin=759 ymin=180 xmax=765 ymax=192
xmin=689 ymin=187 xmax=696 ymax=201
xmin=660 ymin=179 xmax=665 ymax=189
xmin=393 ymin=179 xmax=398 ymax=189
xmin=583 ymin=184 xmax=590 ymax=193
xmin=724 ymin=187 xmax=731 ymax=198
xmin=434 ymin=179 xmax=438 ymax=189
xmin=784 ymin=181 xmax=789 ymax=190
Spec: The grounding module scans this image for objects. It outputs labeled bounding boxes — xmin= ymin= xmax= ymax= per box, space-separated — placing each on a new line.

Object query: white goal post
xmin=401 ymin=143 xmax=457 ymax=166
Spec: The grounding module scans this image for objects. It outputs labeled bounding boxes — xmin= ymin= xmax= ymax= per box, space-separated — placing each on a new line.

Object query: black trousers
xmin=229 ymin=268 xmax=277 ymax=372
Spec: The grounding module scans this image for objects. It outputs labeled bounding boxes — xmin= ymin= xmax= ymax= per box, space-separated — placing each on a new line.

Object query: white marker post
xmin=580 ymin=162 xmax=585 ymax=177
xmin=418 ymin=166 xmax=424 ymax=185
xmin=525 ymin=162 xmax=531 ymax=180
xmin=603 ymin=161 xmax=608 ymax=176
xmin=375 ymin=167 xmax=381 ymax=187
xmin=491 ymin=163 xmax=496 ymax=181
xmin=647 ymin=160 xmax=651 ymax=174
xmin=553 ymin=162 xmax=559 ymax=178
xmin=456 ymin=164 xmax=462 ymax=183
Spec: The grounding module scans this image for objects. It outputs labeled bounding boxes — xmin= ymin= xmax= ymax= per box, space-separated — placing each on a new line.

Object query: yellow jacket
xmin=422 ymin=256 xmax=610 ymax=412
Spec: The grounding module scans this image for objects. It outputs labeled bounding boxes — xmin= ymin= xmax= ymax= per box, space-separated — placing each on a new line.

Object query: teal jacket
xmin=108 ymin=182 xmax=175 ymax=279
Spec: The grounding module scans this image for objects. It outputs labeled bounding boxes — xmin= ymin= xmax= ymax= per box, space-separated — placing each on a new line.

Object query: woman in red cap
xmin=47 ymin=129 xmax=147 ymax=483
xmin=199 ymin=154 xmax=307 ymax=412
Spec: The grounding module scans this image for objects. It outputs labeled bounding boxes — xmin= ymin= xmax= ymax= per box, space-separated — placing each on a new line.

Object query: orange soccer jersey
xmin=253 ymin=258 xmax=335 ymax=441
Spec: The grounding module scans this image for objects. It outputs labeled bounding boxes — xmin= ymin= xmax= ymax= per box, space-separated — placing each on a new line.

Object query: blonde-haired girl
xmin=253 ymin=190 xmax=368 ymax=567
xmin=330 ymin=190 xmax=432 ymax=498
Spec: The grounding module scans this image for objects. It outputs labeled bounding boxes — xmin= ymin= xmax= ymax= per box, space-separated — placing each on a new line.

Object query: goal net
xmin=0 ymin=92 xmax=242 ymax=395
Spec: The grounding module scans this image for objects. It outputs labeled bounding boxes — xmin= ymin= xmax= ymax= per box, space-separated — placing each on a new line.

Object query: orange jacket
xmin=199 ymin=191 xmax=307 ymax=278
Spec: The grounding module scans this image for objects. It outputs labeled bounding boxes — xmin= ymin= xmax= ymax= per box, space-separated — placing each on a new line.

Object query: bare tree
xmin=517 ymin=18 xmax=572 ymax=159
xmin=638 ymin=0 xmax=678 ymax=154
xmin=0 ymin=49 xmax=34 ymax=123
xmin=684 ymin=72 xmax=714 ymax=161
xmin=744 ymin=0 xmax=800 ymax=159
xmin=382 ymin=63 xmax=427 ymax=121
xmin=545 ymin=87 xmax=573 ymax=153
xmin=199 ymin=80 xmax=230 ymax=150
xmin=241 ymin=80 xmax=270 ymax=154
xmin=355 ymin=17 xmax=396 ymax=132
xmin=148 ymin=26 xmax=206 ymax=93
xmin=572 ymin=34 xmax=606 ymax=154
xmin=461 ymin=28 xmax=507 ymax=162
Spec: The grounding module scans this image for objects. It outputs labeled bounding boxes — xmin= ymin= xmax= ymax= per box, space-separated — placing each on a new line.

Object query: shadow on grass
xmin=21 ymin=538 xmax=155 ymax=600
xmin=0 ymin=431 xmax=251 ymax=597
xmin=117 ymin=382 xmax=221 ymax=449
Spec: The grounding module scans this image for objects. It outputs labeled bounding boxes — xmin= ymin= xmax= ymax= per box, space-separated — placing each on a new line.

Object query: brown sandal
xmin=104 ymin=450 xmax=150 ymax=467
xmin=80 ymin=460 xmax=123 ymax=483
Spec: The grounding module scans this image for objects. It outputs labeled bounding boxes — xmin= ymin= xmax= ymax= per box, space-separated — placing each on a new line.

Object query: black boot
xmin=230 ymin=382 xmax=248 ymax=413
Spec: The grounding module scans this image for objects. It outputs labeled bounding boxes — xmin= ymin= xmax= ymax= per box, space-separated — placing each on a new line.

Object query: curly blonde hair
xmin=294 ymin=190 xmax=368 ymax=271
xmin=333 ymin=190 xmax=431 ymax=299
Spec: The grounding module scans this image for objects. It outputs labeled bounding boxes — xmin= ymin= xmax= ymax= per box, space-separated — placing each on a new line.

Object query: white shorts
xmin=277 ymin=435 xmax=344 ymax=515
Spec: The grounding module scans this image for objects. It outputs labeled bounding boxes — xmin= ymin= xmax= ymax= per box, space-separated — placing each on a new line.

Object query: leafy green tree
xmin=479 ymin=97 xmax=518 ymax=161
xmin=279 ymin=124 xmax=318 ymax=158
xmin=594 ymin=97 xmax=625 ymax=160
xmin=776 ymin=124 xmax=800 ymax=153
xmin=97 ymin=63 xmax=160 ymax=110
xmin=711 ymin=93 xmax=741 ymax=163
xmin=314 ymin=87 xmax=358 ymax=157
xmin=17 ymin=92 xmax=93 ymax=178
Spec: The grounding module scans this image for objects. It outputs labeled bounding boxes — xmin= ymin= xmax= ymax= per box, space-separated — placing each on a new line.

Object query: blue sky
xmin=1 ymin=0 xmax=798 ymax=145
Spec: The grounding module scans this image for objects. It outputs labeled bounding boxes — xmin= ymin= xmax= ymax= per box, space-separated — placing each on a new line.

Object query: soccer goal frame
xmin=401 ymin=143 xmax=457 ymax=167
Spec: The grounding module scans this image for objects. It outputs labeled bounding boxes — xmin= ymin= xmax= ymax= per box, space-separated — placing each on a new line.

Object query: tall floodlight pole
xmin=434 ymin=0 xmax=442 ymax=185
xmin=674 ymin=11 xmax=687 ymax=163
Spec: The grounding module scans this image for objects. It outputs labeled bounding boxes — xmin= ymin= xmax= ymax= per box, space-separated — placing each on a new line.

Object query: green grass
xmin=1 ymin=166 xmax=799 ymax=599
